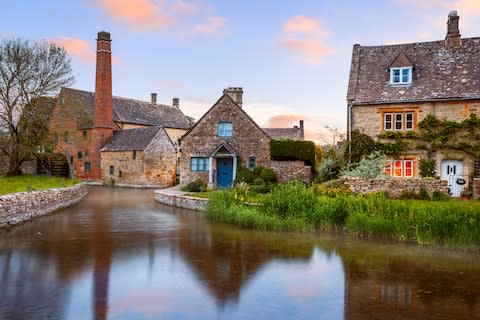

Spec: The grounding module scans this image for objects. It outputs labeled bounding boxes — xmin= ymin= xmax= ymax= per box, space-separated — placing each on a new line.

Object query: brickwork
xmin=344 ymin=178 xmax=449 ymax=198
xmin=0 ymin=183 xmax=87 ymax=228
xmin=180 ymin=95 xmax=271 ymax=185
xmin=270 ymin=161 xmax=312 ymax=184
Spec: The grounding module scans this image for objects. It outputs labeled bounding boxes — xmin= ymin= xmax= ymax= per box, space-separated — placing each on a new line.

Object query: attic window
xmin=217 ymin=122 xmax=233 ymax=137
xmin=390 ymin=67 xmax=412 ymax=85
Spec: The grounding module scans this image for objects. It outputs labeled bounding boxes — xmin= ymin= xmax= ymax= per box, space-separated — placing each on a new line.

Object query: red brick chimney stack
xmin=94 ymin=31 xmax=114 ymax=128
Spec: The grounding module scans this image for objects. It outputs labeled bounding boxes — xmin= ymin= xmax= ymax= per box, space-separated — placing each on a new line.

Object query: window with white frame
xmin=217 ymin=122 xmax=233 ymax=137
xmin=390 ymin=67 xmax=412 ymax=85
xmin=383 ymin=111 xmax=415 ymax=131
xmin=384 ymin=159 xmax=414 ymax=178
xmin=191 ymin=157 xmax=209 ymax=172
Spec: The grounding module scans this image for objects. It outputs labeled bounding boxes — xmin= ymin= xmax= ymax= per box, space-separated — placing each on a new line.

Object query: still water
xmin=1 ymin=187 xmax=480 ymax=320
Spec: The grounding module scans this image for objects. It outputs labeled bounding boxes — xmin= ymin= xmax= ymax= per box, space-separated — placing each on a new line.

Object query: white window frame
xmin=217 ymin=122 xmax=233 ymax=137
xmin=384 ymin=113 xmax=393 ymax=130
xmin=405 ymin=112 xmax=414 ymax=130
xmin=395 ymin=113 xmax=403 ymax=130
xmin=191 ymin=157 xmax=209 ymax=172
xmin=390 ymin=67 xmax=412 ymax=85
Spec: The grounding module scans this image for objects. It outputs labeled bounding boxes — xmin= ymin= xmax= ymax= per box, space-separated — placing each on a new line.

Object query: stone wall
xmin=154 ymin=190 xmax=207 ymax=211
xmin=473 ymin=179 xmax=480 ymax=198
xmin=0 ymin=183 xmax=87 ymax=228
xmin=344 ymin=178 xmax=448 ymax=198
xmin=270 ymin=160 xmax=312 ymax=184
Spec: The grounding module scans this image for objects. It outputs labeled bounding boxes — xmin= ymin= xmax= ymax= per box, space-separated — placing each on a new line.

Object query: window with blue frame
xmin=248 ymin=157 xmax=256 ymax=170
xmin=191 ymin=157 xmax=209 ymax=172
xmin=217 ymin=122 xmax=233 ymax=137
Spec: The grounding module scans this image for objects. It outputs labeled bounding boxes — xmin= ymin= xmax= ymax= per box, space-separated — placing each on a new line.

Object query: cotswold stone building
xmin=179 ymin=87 xmax=310 ymax=188
xmin=346 ymin=11 xmax=480 ymax=196
xmin=49 ymin=32 xmax=190 ymax=186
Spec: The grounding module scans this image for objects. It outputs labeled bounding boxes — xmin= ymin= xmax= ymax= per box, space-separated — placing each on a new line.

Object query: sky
xmin=1 ymin=0 xmax=480 ymax=143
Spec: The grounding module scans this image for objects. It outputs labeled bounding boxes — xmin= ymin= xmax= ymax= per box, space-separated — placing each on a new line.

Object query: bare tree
xmin=0 ymin=38 xmax=74 ymax=175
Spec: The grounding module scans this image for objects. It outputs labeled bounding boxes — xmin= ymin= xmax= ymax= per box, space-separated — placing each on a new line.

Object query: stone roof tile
xmin=347 ymin=37 xmax=480 ymax=105
xmin=101 ymin=126 xmax=161 ymax=151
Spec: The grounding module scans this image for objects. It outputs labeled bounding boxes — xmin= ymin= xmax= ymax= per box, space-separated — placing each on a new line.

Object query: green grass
xmin=204 ymin=181 xmax=480 ymax=248
xmin=0 ymin=175 xmax=81 ymax=195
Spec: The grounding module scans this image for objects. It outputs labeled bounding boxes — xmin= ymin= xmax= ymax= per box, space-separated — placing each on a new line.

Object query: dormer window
xmin=390 ymin=67 xmax=412 ymax=85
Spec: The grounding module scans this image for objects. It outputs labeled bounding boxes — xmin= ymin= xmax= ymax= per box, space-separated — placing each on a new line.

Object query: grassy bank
xmin=205 ymin=182 xmax=480 ymax=247
xmin=0 ymin=175 xmax=80 ymax=195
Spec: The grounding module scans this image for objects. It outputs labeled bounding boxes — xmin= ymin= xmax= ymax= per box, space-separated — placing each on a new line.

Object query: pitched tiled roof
xmin=59 ymin=88 xmax=191 ymax=129
xmin=347 ymin=37 xmax=480 ymax=105
xmin=101 ymin=126 xmax=162 ymax=151
xmin=263 ymin=128 xmax=304 ymax=140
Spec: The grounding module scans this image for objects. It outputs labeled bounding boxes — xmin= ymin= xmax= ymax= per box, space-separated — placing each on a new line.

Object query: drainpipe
xmin=347 ymin=103 xmax=353 ymax=164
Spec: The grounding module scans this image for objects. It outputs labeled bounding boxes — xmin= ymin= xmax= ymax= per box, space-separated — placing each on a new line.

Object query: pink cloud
xmin=265 ymin=114 xmax=308 ymax=128
xmin=279 ymin=15 xmax=332 ymax=64
xmin=94 ymin=0 xmax=171 ymax=31
xmin=194 ymin=16 xmax=226 ymax=35
xmin=50 ymin=37 xmax=95 ymax=63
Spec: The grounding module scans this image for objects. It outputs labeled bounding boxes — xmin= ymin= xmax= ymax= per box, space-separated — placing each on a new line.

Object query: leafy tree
xmin=0 ymin=38 xmax=73 ymax=175
xmin=346 ymin=129 xmax=376 ymax=164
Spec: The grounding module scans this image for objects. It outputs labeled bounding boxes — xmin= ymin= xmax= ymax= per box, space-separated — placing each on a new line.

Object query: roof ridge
xmin=357 ymin=36 xmax=480 ymax=48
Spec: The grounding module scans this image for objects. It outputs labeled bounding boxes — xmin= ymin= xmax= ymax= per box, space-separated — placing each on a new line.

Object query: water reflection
xmin=0 ymin=187 xmax=479 ymax=319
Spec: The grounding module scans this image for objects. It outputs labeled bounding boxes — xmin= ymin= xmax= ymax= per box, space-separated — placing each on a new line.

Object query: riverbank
xmin=0 ymin=183 xmax=87 ymax=228
xmin=154 ymin=186 xmax=207 ymax=211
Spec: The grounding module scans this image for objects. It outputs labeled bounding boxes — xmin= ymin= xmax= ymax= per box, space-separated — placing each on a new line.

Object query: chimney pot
xmin=173 ymin=97 xmax=179 ymax=108
xmin=97 ymin=31 xmax=111 ymax=41
xmin=300 ymin=120 xmax=304 ymax=128
xmin=151 ymin=93 xmax=157 ymax=104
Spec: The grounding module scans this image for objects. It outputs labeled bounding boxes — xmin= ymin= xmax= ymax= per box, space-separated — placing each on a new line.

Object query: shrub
xmin=320 ymin=178 xmax=346 ymax=188
xmin=253 ymin=166 xmax=265 ymax=177
xmin=419 ymin=159 xmax=436 ymax=178
xmin=235 ymin=166 xmax=254 ymax=184
xmin=399 ymin=189 xmax=418 ymax=199
xmin=316 ymin=157 xmax=343 ymax=183
xmin=250 ymin=184 xmax=271 ymax=194
xmin=432 ymin=190 xmax=450 ymax=201
xmin=270 ymin=139 xmax=316 ymax=171
xmin=341 ymin=151 xmax=390 ymax=179
xmin=260 ymin=167 xmax=277 ymax=183
xmin=418 ymin=188 xmax=431 ymax=200
xmin=182 ymin=178 xmax=206 ymax=192
xmin=312 ymin=183 xmax=351 ymax=197
xmin=253 ymin=178 xmax=265 ymax=185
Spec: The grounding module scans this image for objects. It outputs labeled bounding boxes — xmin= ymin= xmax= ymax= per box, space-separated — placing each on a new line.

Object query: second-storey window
xmin=383 ymin=111 xmax=416 ymax=131
xmin=217 ymin=122 xmax=233 ymax=137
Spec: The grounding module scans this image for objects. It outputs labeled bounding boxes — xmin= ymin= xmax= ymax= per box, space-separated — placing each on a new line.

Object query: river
xmin=1 ymin=186 xmax=479 ymax=319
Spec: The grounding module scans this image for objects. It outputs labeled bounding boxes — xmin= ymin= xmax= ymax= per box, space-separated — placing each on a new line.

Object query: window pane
xmin=395 ymin=113 xmax=403 ymax=130
xmin=384 ymin=113 xmax=392 ymax=130
xmin=248 ymin=157 xmax=256 ymax=170
xmin=384 ymin=161 xmax=392 ymax=176
xmin=405 ymin=160 xmax=413 ymax=177
xmin=217 ymin=122 xmax=233 ymax=137
xmin=392 ymin=69 xmax=400 ymax=83
xmin=191 ymin=157 xmax=209 ymax=172
xmin=405 ymin=112 xmax=414 ymax=129
xmin=393 ymin=160 xmax=402 ymax=177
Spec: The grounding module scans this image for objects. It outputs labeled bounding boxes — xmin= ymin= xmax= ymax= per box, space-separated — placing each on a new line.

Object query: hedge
xmin=269 ymin=139 xmax=316 ymax=171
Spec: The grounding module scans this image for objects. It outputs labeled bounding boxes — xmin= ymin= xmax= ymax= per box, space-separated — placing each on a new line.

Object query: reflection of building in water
xmin=341 ymin=250 xmax=480 ymax=319
xmin=172 ymin=222 xmax=314 ymax=306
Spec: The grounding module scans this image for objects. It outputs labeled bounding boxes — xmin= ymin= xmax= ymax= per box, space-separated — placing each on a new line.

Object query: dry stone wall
xmin=0 ymin=183 xmax=87 ymax=228
xmin=270 ymin=161 xmax=312 ymax=184
xmin=344 ymin=178 xmax=448 ymax=198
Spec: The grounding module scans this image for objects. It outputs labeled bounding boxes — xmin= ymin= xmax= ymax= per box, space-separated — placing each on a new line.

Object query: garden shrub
xmin=341 ymin=151 xmax=390 ymax=179
xmin=235 ymin=166 xmax=254 ymax=184
xmin=419 ymin=159 xmax=436 ymax=178
xmin=432 ymin=190 xmax=450 ymax=201
xmin=260 ymin=167 xmax=277 ymax=183
xmin=418 ymin=188 xmax=431 ymax=200
xmin=399 ymin=189 xmax=418 ymax=199
xmin=270 ymin=139 xmax=316 ymax=171
xmin=182 ymin=178 xmax=206 ymax=192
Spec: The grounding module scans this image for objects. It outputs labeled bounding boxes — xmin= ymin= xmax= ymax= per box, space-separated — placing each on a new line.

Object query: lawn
xmin=0 ymin=175 xmax=81 ymax=196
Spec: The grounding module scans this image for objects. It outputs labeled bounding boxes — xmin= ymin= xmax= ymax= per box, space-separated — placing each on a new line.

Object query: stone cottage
xmin=346 ymin=11 xmax=480 ymax=196
xmin=49 ymin=31 xmax=190 ymax=187
xmin=179 ymin=87 xmax=311 ymax=188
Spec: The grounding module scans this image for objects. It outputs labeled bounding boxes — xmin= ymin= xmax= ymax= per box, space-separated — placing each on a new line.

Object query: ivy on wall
xmin=376 ymin=113 xmax=480 ymax=159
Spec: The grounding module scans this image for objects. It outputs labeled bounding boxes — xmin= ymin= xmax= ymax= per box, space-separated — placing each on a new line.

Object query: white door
xmin=441 ymin=160 xmax=465 ymax=197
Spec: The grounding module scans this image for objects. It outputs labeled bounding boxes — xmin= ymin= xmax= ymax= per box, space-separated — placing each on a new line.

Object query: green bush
xmin=270 ymin=139 xmax=316 ymax=171
xmin=418 ymin=188 xmax=431 ymax=200
xmin=182 ymin=178 xmax=206 ymax=192
xmin=260 ymin=168 xmax=277 ymax=183
xmin=341 ymin=151 xmax=390 ymax=179
xmin=235 ymin=166 xmax=254 ymax=184
xmin=432 ymin=190 xmax=450 ymax=201
xmin=399 ymin=189 xmax=418 ymax=199
xmin=419 ymin=159 xmax=436 ymax=178
xmin=253 ymin=178 xmax=265 ymax=185
xmin=250 ymin=184 xmax=271 ymax=194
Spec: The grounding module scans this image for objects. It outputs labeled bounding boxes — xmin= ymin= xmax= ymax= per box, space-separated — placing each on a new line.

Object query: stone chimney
xmin=223 ymin=87 xmax=243 ymax=108
xmin=300 ymin=120 xmax=304 ymax=128
xmin=151 ymin=93 xmax=157 ymax=104
xmin=172 ymin=97 xmax=179 ymax=108
xmin=93 ymin=31 xmax=114 ymax=128
xmin=445 ymin=11 xmax=461 ymax=49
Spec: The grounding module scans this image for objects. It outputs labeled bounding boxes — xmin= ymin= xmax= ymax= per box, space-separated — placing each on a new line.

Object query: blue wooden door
xmin=217 ymin=158 xmax=233 ymax=188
